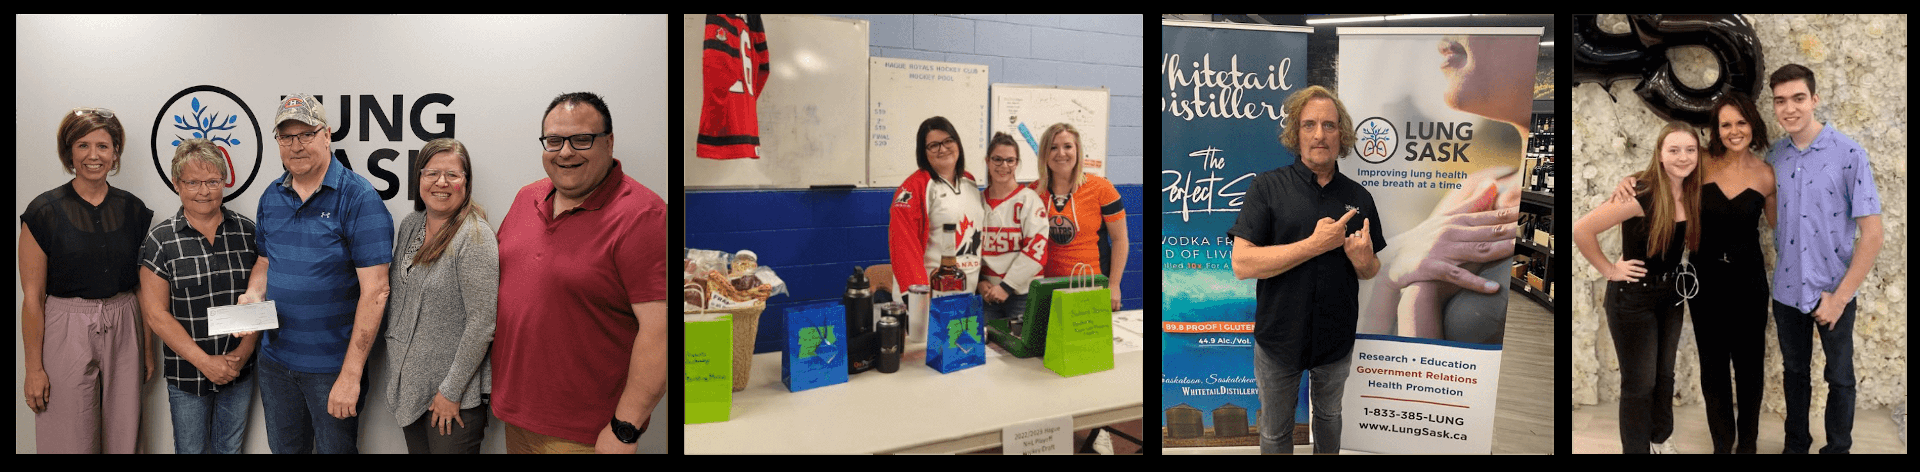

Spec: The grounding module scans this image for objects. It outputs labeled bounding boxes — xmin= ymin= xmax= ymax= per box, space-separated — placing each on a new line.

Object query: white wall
xmin=14 ymin=14 xmax=668 ymax=454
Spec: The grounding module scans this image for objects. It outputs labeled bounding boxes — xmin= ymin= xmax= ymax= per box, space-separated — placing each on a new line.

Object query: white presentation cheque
xmin=206 ymin=301 xmax=279 ymax=336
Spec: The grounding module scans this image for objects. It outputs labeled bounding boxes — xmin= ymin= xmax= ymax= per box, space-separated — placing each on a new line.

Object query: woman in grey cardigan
xmin=386 ymin=138 xmax=498 ymax=453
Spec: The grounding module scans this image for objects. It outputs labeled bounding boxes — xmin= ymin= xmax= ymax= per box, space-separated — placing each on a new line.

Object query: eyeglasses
xmin=274 ymin=129 xmax=325 ymax=146
xmin=420 ymin=169 xmax=466 ymax=183
xmin=539 ymin=132 xmax=609 ymax=152
xmin=925 ymin=137 xmax=957 ymax=153
xmin=989 ymin=157 xmax=1018 ymax=165
xmin=179 ymin=179 xmax=223 ymax=191
xmin=73 ymin=107 xmax=116 ymax=120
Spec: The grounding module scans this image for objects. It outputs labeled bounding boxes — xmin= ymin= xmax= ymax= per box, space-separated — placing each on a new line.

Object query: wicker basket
xmin=698 ymin=302 xmax=765 ymax=392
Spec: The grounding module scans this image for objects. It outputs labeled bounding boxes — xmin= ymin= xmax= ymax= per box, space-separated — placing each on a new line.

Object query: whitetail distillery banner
xmin=1160 ymin=19 xmax=1310 ymax=448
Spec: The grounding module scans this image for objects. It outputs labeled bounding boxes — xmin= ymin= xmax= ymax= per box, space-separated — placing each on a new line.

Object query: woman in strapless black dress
xmin=1690 ymin=95 xmax=1777 ymax=454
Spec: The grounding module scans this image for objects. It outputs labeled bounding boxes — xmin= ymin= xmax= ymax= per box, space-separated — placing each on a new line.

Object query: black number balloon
xmin=1572 ymin=14 xmax=1765 ymax=128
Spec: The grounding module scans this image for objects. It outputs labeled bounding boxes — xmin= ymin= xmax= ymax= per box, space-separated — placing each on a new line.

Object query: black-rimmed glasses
xmin=924 ymin=137 xmax=957 ymax=153
xmin=539 ymin=132 xmax=609 ymax=152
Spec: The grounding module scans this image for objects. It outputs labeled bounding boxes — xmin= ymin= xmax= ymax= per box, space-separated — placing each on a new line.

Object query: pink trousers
xmin=36 ymin=291 xmax=142 ymax=454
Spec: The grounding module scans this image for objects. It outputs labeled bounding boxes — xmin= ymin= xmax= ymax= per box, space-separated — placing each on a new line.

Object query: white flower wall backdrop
xmin=1572 ymin=14 xmax=1907 ymax=415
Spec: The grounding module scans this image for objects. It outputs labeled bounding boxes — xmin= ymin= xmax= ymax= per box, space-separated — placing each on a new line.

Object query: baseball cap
xmin=273 ymin=93 xmax=328 ymax=129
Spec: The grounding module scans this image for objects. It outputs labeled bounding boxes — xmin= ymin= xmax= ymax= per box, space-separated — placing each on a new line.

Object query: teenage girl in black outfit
xmin=1576 ymin=121 xmax=1703 ymax=454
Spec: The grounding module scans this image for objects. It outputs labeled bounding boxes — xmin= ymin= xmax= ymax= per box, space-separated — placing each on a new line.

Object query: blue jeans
xmin=1254 ymin=345 xmax=1351 ymax=454
xmin=165 ymin=372 xmax=256 ymax=454
xmin=257 ymin=355 xmax=368 ymax=453
xmin=1772 ymin=298 xmax=1855 ymax=453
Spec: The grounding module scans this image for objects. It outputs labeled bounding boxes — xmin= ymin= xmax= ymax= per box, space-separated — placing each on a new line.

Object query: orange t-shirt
xmin=1036 ymin=174 xmax=1125 ymax=277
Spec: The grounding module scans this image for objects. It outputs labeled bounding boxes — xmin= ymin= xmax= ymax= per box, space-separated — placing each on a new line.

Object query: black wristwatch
xmin=611 ymin=417 xmax=646 ymax=444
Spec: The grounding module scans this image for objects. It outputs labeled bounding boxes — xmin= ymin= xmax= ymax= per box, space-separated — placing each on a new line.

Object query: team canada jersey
xmin=888 ymin=170 xmax=985 ymax=294
xmin=698 ymin=14 xmax=770 ymax=160
xmin=982 ymin=185 xmax=1048 ymax=295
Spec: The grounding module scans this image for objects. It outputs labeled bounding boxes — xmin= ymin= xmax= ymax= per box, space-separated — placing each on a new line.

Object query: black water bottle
xmin=877 ymin=313 xmax=903 ymax=374
xmin=844 ymin=267 xmax=873 ymax=336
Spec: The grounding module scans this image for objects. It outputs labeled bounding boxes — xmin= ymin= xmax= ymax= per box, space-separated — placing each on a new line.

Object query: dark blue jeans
xmin=257 ymin=355 xmax=369 ymax=454
xmin=1772 ymin=298 xmax=1856 ymax=454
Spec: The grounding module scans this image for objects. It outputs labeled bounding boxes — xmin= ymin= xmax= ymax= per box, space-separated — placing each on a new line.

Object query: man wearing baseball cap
xmin=238 ymin=93 xmax=394 ymax=453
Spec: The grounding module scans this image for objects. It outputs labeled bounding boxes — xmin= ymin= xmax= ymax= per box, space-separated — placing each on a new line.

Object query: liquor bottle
xmin=931 ymin=254 xmax=964 ymax=293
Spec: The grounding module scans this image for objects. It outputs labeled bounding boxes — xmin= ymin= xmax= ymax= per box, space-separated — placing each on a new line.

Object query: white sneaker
xmin=1649 ymin=440 xmax=1679 ymax=454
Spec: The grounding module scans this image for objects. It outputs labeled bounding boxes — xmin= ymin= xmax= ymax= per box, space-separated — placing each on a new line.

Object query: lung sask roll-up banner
xmin=1335 ymin=27 xmax=1539 ymax=454
xmin=1160 ymin=20 xmax=1310 ymax=448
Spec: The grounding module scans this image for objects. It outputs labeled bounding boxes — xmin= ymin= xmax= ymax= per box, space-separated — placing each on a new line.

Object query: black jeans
xmin=1605 ymin=277 xmax=1684 ymax=454
xmin=401 ymin=403 xmax=491 ymax=454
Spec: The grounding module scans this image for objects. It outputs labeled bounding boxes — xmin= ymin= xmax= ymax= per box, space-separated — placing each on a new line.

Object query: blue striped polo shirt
xmin=255 ymin=158 xmax=394 ymax=373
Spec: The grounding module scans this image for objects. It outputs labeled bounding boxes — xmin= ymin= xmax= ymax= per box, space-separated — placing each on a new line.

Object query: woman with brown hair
xmin=384 ymin=138 xmax=498 ymax=453
xmin=978 ymin=131 xmax=1048 ymax=323
xmin=1574 ymin=121 xmax=1705 ymax=454
xmin=19 ymin=107 xmax=155 ymax=453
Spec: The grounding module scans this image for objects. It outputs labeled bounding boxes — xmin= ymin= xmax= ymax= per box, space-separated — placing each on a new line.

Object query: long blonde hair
xmin=1034 ymin=122 xmax=1084 ymax=194
xmin=1634 ymin=121 xmax=1703 ymax=258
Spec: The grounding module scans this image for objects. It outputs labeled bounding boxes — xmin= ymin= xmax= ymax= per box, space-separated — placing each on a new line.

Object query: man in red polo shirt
xmin=494 ymin=92 xmax=667 ymax=453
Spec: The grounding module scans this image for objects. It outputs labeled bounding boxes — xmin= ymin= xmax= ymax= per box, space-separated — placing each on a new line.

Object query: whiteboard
xmin=682 ymin=14 xmax=869 ymax=188
xmin=988 ymin=84 xmax=1110 ymax=180
xmin=867 ymin=57 xmax=990 ymax=188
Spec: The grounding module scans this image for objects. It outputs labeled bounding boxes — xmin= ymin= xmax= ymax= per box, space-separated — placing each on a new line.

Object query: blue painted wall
xmin=687 ymin=186 xmax=1143 ymax=353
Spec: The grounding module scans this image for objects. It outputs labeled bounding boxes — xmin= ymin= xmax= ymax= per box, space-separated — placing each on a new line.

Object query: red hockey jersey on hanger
xmin=698 ymin=14 xmax=771 ymax=160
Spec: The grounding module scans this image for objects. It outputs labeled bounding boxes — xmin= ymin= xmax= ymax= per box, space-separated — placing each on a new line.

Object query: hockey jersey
xmin=888 ymin=169 xmax=985 ymax=294
xmin=1038 ymin=174 xmax=1126 ymax=277
xmin=982 ymin=185 xmax=1048 ymax=295
xmin=697 ymin=14 xmax=770 ymax=160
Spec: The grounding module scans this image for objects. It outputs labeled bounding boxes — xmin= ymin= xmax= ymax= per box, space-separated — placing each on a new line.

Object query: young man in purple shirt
xmin=1765 ymin=64 xmax=1883 ymax=454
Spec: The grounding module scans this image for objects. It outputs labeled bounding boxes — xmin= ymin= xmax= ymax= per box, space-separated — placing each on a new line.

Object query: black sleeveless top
xmin=20 ymin=181 xmax=153 ymax=299
xmin=1698 ymin=182 xmax=1766 ymax=265
xmin=1621 ymin=192 xmax=1687 ymax=277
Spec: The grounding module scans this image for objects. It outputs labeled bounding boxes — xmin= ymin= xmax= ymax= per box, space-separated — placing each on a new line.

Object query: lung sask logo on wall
xmin=151 ymin=85 xmax=264 ymax=202
xmin=1354 ymin=116 xmax=1397 ymax=164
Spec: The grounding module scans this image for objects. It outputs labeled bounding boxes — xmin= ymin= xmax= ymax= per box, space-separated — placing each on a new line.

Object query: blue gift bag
xmin=925 ymin=294 xmax=986 ymax=374
xmin=782 ymin=301 xmax=848 ymax=392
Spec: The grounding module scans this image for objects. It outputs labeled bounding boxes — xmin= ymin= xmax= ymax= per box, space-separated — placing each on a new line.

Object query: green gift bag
xmin=988 ymin=274 xmax=1105 ymax=358
xmin=685 ymin=313 xmax=733 ymax=423
xmin=1043 ymin=264 xmax=1113 ymax=377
